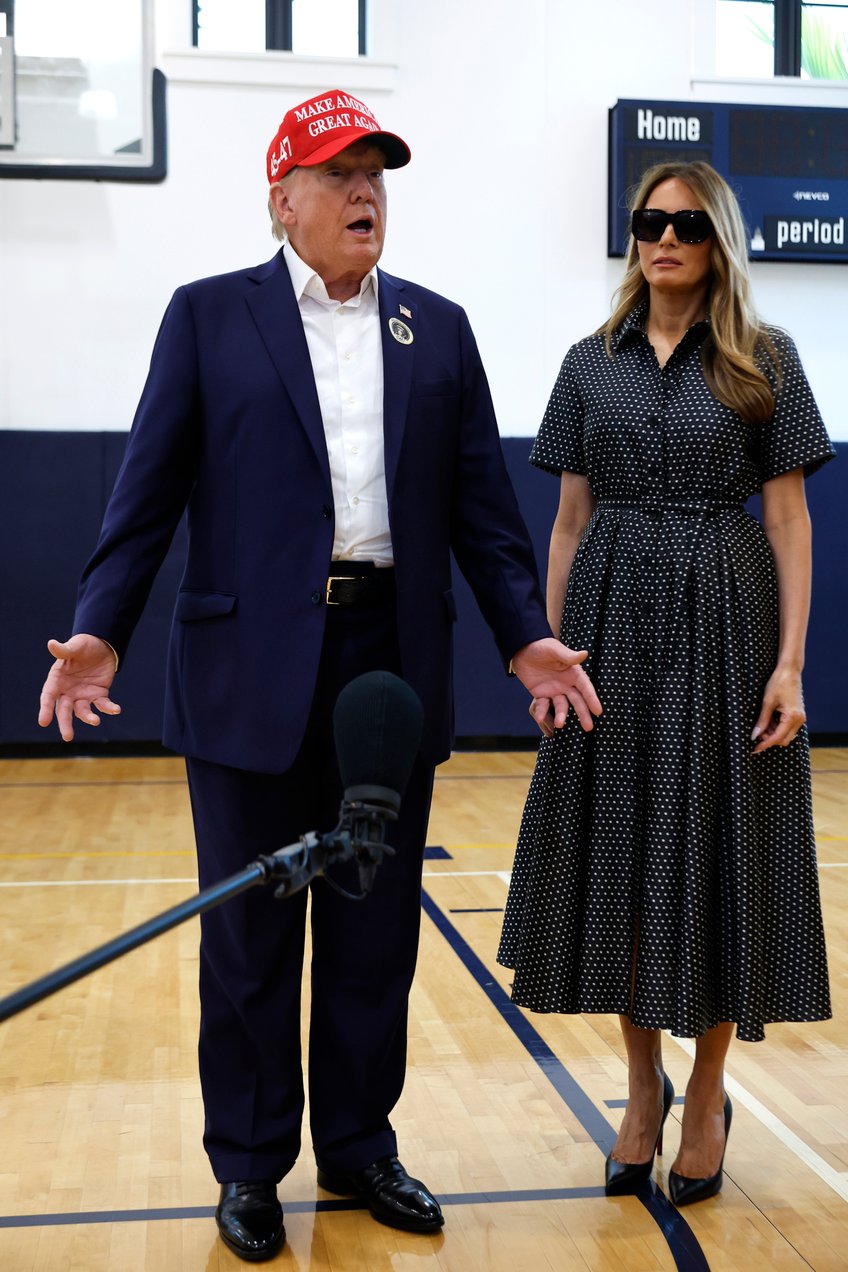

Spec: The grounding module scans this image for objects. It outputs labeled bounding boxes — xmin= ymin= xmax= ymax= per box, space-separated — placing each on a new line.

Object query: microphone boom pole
xmin=1 ymin=669 xmax=425 ymax=1028
xmin=0 ymin=829 xmax=346 ymax=1026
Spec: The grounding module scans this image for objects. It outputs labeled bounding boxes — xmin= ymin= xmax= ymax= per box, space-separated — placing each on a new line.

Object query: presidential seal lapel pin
xmin=388 ymin=316 xmax=414 ymax=345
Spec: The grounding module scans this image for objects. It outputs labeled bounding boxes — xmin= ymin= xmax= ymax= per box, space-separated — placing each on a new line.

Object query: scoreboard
xmin=608 ymin=98 xmax=848 ymax=264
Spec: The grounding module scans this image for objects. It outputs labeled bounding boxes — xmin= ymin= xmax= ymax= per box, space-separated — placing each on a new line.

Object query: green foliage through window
xmin=718 ymin=0 xmax=848 ymax=79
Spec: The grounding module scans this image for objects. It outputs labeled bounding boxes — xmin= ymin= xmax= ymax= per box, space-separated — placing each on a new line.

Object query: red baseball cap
xmin=267 ymin=89 xmax=411 ymax=185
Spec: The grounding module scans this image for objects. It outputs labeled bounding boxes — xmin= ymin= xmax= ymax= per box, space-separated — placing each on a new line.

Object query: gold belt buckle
xmin=326 ymin=575 xmax=347 ymax=606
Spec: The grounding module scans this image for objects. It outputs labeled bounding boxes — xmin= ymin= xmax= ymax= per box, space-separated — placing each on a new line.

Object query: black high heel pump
xmin=668 ymin=1094 xmax=733 ymax=1206
xmin=605 ymin=1072 xmax=675 ymax=1195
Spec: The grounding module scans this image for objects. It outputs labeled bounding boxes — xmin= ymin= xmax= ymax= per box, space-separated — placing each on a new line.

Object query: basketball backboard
xmin=0 ymin=0 xmax=165 ymax=181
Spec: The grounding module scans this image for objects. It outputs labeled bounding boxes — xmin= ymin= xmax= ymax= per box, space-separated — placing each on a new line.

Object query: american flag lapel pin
xmin=389 ymin=301 xmax=414 ymax=345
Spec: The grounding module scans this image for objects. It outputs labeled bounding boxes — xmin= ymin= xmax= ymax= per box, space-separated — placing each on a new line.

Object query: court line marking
xmin=0 ymin=781 xmax=185 ymax=789
xmin=1 ymin=862 xmax=844 ymax=889
xmin=2 ymin=765 xmax=843 ymax=789
xmin=0 ymin=879 xmax=200 ymax=887
xmin=0 ymin=870 xmax=507 ymax=889
xmin=436 ymin=837 xmax=847 ymax=847
xmin=0 ymin=849 xmax=194 ymax=861
xmin=421 ymin=890 xmax=709 ymax=1272
xmin=1 ymin=860 xmax=840 ymax=1253
xmin=0 ymin=869 xmax=510 ymax=889
xmin=435 ymin=773 xmax=535 ymax=781
xmin=455 ymin=871 xmax=848 ymax=1208
xmin=0 ymin=773 xmax=534 ymax=791
xmin=667 ymin=1035 xmax=848 ymax=1202
xmin=0 ymin=1187 xmax=609 ymax=1230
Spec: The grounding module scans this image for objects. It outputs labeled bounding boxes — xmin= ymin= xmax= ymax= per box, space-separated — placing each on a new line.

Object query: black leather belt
xmin=326 ymin=566 xmax=396 ymax=607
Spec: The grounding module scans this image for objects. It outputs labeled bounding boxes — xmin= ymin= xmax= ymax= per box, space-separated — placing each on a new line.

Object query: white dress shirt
xmin=284 ymin=243 xmax=392 ymax=566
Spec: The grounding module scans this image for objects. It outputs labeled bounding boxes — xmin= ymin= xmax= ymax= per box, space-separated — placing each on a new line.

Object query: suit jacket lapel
xmin=379 ymin=271 xmax=415 ymax=502
xmin=244 ymin=248 xmax=330 ymax=482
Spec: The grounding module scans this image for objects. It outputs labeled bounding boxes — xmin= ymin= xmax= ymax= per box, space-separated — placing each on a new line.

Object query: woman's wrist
xmin=773 ymin=657 xmax=804 ymax=676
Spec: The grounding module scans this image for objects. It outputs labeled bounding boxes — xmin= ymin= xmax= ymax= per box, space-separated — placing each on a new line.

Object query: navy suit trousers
xmin=185 ymin=598 xmax=435 ymax=1183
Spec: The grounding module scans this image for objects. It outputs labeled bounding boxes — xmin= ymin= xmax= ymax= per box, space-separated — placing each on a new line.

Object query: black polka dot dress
xmin=497 ymin=305 xmax=834 ymax=1042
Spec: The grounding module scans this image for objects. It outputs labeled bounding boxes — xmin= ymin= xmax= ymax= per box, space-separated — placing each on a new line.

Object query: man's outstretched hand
xmin=511 ymin=637 xmax=602 ymax=737
xmin=38 ymin=634 xmax=121 ymax=742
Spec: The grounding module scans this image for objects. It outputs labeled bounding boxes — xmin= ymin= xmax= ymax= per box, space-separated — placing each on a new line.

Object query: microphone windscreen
xmin=333 ymin=671 xmax=424 ymax=804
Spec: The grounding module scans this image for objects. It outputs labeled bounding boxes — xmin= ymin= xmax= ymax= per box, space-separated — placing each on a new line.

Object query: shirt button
xmin=343 ymin=352 xmax=352 ymax=361
xmin=647 ymin=415 xmax=659 ymax=426
xmin=311 ymin=590 xmax=322 ymax=605
xmin=350 ymin=445 xmax=359 ymax=455
xmin=352 ymin=496 xmax=360 ymax=506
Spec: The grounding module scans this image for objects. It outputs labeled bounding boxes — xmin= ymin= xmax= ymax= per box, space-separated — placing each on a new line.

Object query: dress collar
xmin=612 ymin=300 xmax=711 ymax=353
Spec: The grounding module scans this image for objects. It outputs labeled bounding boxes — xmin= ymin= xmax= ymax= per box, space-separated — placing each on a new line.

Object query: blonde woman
xmin=498 ymin=162 xmax=833 ymax=1206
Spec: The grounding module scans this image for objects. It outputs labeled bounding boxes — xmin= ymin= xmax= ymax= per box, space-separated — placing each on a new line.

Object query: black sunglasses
xmin=631 ymin=208 xmax=714 ymax=244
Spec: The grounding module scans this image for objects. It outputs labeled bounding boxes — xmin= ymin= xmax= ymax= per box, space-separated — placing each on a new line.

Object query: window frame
xmin=775 ymin=0 xmax=802 ymax=75
xmin=192 ymin=0 xmax=368 ymax=56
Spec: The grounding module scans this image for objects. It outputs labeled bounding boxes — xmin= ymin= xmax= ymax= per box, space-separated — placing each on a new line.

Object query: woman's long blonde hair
xmin=604 ymin=161 xmax=779 ymax=423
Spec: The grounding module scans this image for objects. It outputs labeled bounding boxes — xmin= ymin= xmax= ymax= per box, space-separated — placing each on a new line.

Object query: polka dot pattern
xmin=497 ymin=305 xmax=835 ymax=1042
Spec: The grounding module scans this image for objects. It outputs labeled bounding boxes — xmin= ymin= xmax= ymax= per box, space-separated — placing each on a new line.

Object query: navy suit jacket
xmin=75 ymin=247 xmax=549 ymax=772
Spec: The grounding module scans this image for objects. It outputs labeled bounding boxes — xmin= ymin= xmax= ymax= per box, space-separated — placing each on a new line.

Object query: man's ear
xmin=269 ymin=181 xmax=295 ymax=227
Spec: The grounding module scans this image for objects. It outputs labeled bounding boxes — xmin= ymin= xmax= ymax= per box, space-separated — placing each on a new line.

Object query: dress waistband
xmin=594 ymin=497 xmax=743 ymax=672
xmin=597 ymin=497 xmax=742 ymax=515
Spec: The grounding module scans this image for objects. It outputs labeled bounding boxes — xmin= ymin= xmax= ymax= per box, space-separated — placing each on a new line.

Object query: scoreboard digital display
xmin=608 ymin=98 xmax=848 ymax=263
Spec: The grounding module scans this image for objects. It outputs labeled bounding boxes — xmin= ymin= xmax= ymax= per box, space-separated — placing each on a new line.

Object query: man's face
xmin=271 ymin=141 xmax=388 ymax=301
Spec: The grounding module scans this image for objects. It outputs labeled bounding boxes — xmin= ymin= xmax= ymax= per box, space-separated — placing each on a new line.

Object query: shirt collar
xmin=284 ymin=241 xmax=379 ymax=308
xmin=612 ymin=300 xmax=649 ymax=350
xmin=612 ymin=300 xmax=711 ymax=352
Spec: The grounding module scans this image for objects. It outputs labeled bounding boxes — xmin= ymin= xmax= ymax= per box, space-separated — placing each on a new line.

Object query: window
xmin=716 ymin=0 xmax=848 ymax=78
xmin=193 ymin=0 xmax=367 ymax=57
xmin=0 ymin=0 xmax=165 ymax=181
xmin=716 ymin=2 xmax=775 ymax=77
xmin=802 ymin=1 xmax=848 ymax=78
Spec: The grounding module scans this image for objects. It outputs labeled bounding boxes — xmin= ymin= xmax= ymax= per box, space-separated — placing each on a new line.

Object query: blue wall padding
xmin=0 ymin=431 xmax=844 ymax=746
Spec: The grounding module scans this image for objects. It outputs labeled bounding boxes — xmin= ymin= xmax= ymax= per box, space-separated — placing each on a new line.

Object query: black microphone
xmin=332 ymin=670 xmax=424 ymax=893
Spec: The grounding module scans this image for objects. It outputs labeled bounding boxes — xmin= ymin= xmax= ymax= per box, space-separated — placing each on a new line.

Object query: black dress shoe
xmin=317 ymin=1156 xmax=444 ymax=1233
xmin=215 ymin=1181 xmax=285 ymax=1262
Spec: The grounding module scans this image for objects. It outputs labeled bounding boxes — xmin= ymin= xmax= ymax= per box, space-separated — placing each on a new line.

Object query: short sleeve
xmin=757 ymin=330 xmax=835 ymax=483
xmin=529 ymin=344 xmax=587 ymax=476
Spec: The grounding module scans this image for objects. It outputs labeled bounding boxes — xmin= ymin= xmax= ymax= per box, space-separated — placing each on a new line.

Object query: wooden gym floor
xmin=0 ymin=747 xmax=845 ymax=1270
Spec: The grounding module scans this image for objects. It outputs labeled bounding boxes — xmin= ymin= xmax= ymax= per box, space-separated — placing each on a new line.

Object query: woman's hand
xmin=751 ymin=666 xmax=805 ymax=754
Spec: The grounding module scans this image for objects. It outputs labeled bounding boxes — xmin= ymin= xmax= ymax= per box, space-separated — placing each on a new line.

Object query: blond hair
xmin=604 ymin=161 xmax=779 ymax=423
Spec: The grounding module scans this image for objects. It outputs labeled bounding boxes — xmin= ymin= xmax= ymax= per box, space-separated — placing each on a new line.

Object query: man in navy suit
xmin=38 ymin=90 xmax=601 ymax=1261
